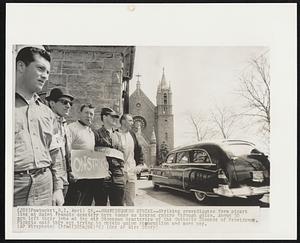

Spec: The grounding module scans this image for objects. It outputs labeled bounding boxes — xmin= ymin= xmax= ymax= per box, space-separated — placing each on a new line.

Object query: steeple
xmin=136 ymin=73 xmax=142 ymax=94
xmin=159 ymin=67 xmax=169 ymax=90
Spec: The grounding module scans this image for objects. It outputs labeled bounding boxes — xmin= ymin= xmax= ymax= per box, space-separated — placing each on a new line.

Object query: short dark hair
xmin=120 ymin=114 xmax=131 ymax=124
xmin=80 ymin=103 xmax=95 ymax=112
xmin=16 ymin=46 xmax=51 ymax=66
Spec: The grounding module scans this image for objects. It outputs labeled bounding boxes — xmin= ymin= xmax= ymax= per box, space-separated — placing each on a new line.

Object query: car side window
xmin=176 ymin=151 xmax=189 ymax=164
xmin=191 ymin=150 xmax=211 ymax=163
xmin=166 ymin=154 xmax=175 ymax=164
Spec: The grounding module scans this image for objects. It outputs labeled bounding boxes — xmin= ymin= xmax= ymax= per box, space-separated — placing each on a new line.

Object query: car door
xmin=186 ymin=149 xmax=218 ymax=191
xmin=167 ymin=150 xmax=190 ymax=189
xmin=158 ymin=153 xmax=175 ymax=185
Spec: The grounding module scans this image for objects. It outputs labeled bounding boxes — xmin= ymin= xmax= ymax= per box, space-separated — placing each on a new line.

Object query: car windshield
xmin=221 ymin=143 xmax=262 ymax=157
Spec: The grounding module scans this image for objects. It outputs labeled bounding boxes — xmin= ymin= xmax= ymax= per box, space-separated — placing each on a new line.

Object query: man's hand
xmin=52 ymin=189 xmax=64 ymax=206
xmin=134 ymin=164 xmax=144 ymax=174
xmin=68 ymin=172 xmax=77 ymax=183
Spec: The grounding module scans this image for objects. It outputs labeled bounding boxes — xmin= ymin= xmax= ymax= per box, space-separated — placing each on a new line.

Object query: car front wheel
xmin=193 ymin=191 xmax=207 ymax=202
xmin=153 ymin=183 xmax=160 ymax=190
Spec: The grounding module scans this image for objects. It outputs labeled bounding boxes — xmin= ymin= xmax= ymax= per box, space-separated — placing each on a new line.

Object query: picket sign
xmin=71 ymin=148 xmax=124 ymax=179
xmin=95 ymin=147 xmax=124 ymax=161
xmin=71 ymin=150 xmax=110 ymax=179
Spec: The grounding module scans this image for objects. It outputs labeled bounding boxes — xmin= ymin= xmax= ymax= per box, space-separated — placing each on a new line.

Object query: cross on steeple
xmin=136 ymin=73 xmax=142 ymax=81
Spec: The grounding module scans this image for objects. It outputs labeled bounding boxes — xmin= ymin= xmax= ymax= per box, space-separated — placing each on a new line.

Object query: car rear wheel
xmin=247 ymin=194 xmax=264 ymax=201
xmin=193 ymin=191 xmax=207 ymax=202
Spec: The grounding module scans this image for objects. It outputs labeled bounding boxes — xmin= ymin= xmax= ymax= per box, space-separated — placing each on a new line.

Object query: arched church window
xmin=133 ymin=116 xmax=147 ymax=131
xmin=163 ymin=93 xmax=167 ymax=104
xmin=165 ymin=132 xmax=168 ymax=140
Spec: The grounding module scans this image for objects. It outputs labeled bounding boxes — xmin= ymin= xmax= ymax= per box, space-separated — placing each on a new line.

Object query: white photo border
xmin=5 ymin=3 xmax=297 ymax=240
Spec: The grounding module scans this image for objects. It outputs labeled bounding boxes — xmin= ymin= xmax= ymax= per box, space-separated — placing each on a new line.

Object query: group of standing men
xmin=14 ymin=45 xmax=144 ymax=207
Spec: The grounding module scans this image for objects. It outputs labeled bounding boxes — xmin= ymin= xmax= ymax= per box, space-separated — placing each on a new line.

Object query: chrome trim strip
xmin=151 ymin=174 xmax=168 ymax=179
xmin=182 ymin=167 xmax=218 ymax=189
xmin=168 ymin=163 xmax=217 ymax=166
xmin=154 ymin=184 xmax=189 ymax=193
xmin=155 ymin=184 xmax=219 ymax=197
xmin=152 ymin=167 xmax=218 ymax=173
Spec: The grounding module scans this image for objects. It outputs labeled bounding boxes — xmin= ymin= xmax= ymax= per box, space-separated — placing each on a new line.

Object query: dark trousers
xmin=102 ymin=179 xmax=125 ymax=206
xmin=64 ymin=182 xmax=79 ymax=206
xmin=63 ymin=185 xmax=68 ymax=198
xmin=75 ymin=177 xmax=125 ymax=206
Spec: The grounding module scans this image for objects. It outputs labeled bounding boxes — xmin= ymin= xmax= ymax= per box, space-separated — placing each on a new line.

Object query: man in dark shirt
xmin=94 ymin=108 xmax=125 ymax=206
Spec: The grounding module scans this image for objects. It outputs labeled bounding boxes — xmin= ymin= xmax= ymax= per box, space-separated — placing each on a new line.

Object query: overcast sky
xmin=129 ymin=46 xmax=269 ymax=152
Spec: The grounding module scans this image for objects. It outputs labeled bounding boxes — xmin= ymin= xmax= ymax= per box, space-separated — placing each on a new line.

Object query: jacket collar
xmin=15 ymin=92 xmax=42 ymax=105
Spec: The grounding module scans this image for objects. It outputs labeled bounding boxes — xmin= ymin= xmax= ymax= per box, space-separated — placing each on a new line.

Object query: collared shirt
xmin=14 ymin=92 xmax=54 ymax=171
xmin=119 ymin=131 xmax=136 ymax=181
xmin=68 ymin=121 xmax=95 ymax=150
xmin=14 ymin=92 xmax=65 ymax=190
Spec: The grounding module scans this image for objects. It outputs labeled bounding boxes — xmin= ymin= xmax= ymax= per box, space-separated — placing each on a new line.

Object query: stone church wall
xmin=129 ymin=95 xmax=156 ymax=143
xmin=43 ymin=45 xmax=134 ymax=129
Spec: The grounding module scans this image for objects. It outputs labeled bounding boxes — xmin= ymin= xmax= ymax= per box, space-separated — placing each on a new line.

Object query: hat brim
xmin=101 ymin=112 xmax=119 ymax=118
xmin=61 ymin=94 xmax=74 ymax=101
xmin=45 ymin=94 xmax=74 ymax=101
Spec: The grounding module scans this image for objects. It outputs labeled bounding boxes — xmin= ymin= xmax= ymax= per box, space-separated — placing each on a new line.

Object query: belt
xmin=14 ymin=167 xmax=49 ymax=176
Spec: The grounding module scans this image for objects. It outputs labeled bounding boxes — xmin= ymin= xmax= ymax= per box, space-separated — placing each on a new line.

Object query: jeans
xmin=14 ymin=168 xmax=53 ymax=206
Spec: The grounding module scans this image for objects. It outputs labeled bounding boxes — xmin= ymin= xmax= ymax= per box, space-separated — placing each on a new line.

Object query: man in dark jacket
xmin=119 ymin=114 xmax=144 ymax=206
xmin=94 ymin=108 xmax=125 ymax=206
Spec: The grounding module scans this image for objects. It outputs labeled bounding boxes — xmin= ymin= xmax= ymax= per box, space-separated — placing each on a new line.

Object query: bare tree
xmin=210 ymin=104 xmax=238 ymax=139
xmin=238 ymin=52 xmax=270 ymax=133
xmin=186 ymin=112 xmax=216 ymax=141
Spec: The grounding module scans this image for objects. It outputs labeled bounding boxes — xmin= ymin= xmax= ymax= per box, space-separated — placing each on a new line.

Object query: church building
xmin=129 ymin=69 xmax=174 ymax=167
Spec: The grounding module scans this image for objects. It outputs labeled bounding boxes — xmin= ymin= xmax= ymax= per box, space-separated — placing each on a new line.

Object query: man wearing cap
xmin=93 ymin=107 xmax=125 ymax=206
xmin=46 ymin=88 xmax=74 ymax=200
xmin=14 ymin=46 xmax=65 ymax=206
xmin=64 ymin=103 xmax=96 ymax=206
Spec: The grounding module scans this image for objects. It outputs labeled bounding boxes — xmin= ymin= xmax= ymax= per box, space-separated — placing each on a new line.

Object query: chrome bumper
xmin=213 ymin=185 xmax=270 ymax=198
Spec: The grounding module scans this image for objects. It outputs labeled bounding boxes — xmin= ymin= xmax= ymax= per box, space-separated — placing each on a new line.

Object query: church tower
xmin=156 ymin=68 xmax=174 ymax=161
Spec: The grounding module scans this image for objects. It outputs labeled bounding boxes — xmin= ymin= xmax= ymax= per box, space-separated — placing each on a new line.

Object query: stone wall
xmin=43 ymin=45 xmax=135 ymax=129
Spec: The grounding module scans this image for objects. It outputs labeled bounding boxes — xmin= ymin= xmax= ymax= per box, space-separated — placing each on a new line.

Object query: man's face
xmin=123 ymin=115 xmax=134 ymax=130
xmin=50 ymin=97 xmax=72 ymax=118
xmin=79 ymin=107 xmax=95 ymax=126
xmin=104 ymin=114 xmax=118 ymax=128
xmin=19 ymin=54 xmax=51 ymax=93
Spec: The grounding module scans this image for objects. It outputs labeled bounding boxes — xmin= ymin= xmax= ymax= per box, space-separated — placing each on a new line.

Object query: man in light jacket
xmin=118 ymin=114 xmax=144 ymax=206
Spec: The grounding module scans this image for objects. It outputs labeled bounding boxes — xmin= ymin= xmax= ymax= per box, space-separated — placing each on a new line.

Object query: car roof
xmin=169 ymin=139 xmax=255 ymax=154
